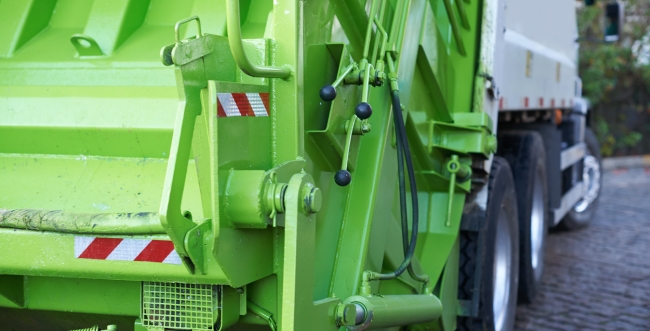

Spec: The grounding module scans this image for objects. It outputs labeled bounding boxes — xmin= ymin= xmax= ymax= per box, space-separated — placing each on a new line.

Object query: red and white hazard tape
xmin=499 ymin=97 xmax=574 ymax=110
xmin=217 ymin=92 xmax=270 ymax=117
xmin=74 ymin=237 xmax=181 ymax=265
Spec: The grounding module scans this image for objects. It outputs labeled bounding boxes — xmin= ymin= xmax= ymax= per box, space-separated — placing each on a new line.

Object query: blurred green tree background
xmin=579 ymin=0 xmax=650 ymax=156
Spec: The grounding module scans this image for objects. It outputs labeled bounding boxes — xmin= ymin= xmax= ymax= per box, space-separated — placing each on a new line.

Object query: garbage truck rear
xmin=0 ymin=0 xmax=603 ymax=330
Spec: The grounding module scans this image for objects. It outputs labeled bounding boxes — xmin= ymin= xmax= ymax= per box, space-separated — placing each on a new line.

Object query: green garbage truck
xmin=0 ymin=0 xmax=605 ymax=330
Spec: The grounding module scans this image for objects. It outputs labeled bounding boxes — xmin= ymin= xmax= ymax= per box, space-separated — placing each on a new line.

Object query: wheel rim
xmin=530 ymin=171 xmax=545 ymax=282
xmin=574 ymin=153 xmax=601 ymax=213
xmin=493 ymin=207 xmax=513 ymax=331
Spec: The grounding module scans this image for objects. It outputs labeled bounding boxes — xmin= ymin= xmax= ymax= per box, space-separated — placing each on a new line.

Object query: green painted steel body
xmin=0 ymin=0 xmax=491 ymax=330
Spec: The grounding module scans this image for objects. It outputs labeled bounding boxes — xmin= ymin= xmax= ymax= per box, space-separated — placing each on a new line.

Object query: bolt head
xmin=361 ymin=123 xmax=372 ymax=134
xmin=306 ymin=187 xmax=322 ymax=213
xmin=355 ymin=102 xmax=372 ymax=120
xmin=334 ymin=170 xmax=352 ymax=186
xmin=320 ymin=85 xmax=337 ymax=102
xmin=447 ymin=159 xmax=461 ymax=174
xmin=336 ymin=303 xmax=356 ymax=326
xmin=343 ymin=304 xmax=357 ymax=325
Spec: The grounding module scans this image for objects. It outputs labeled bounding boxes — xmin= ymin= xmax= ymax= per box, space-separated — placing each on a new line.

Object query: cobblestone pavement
xmin=515 ymin=167 xmax=650 ymax=331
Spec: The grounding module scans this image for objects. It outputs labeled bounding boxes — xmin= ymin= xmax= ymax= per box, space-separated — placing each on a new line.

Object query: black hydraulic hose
xmin=396 ymin=117 xmax=409 ymax=254
xmin=393 ymin=90 xmax=428 ymax=283
xmin=372 ymin=89 xmax=420 ymax=280
xmin=396 ymin=116 xmax=428 ymax=284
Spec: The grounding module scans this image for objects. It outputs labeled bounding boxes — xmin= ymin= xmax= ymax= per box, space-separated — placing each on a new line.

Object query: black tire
xmin=558 ymin=128 xmax=602 ymax=230
xmin=458 ymin=157 xmax=520 ymax=331
xmin=498 ymin=131 xmax=549 ymax=304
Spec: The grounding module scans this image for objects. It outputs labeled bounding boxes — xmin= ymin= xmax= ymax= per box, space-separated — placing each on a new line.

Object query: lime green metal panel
xmin=0 ymin=276 xmax=139 ymax=317
xmin=0 ymin=0 xmax=58 ymax=57
xmin=417 ymin=6 xmax=456 ymax=122
xmin=0 ymin=155 xmax=202 ymax=214
xmin=447 ymin=0 xmax=482 ymax=116
xmin=28 ymin=277 xmax=140 ymax=316
xmin=414 ymin=192 xmax=466 ymax=287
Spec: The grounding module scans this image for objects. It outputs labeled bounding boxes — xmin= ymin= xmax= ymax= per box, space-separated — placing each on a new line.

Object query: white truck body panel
xmin=498 ymin=0 xmax=579 ymax=111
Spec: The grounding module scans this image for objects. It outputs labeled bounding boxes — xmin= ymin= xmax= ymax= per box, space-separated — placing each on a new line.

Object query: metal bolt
xmin=336 ymin=303 xmax=366 ymax=326
xmin=342 ymin=304 xmax=357 ymax=325
xmin=447 ymin=159 xmax=460 ymax=174
xmin=305 ymin=187 xmax=322 ymax=213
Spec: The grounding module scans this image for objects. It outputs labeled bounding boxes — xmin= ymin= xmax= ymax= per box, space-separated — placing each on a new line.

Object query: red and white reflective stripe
xmin=74 ymin=237 xmax=182 ymax=265
xmin=217 ymin=92 xmax=270 ymax=117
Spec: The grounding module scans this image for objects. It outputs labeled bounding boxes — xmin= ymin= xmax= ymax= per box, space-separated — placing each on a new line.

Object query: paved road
xmin=515 ymin=167 xmax=650 ymax=331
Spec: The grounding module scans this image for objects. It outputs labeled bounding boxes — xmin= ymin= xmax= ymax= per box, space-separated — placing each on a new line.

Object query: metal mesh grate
xmin=142 ymin=282 xmax=218 ymax=330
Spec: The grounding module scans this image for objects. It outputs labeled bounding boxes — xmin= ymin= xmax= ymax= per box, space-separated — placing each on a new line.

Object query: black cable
xmin=395 ymin=100 xmax=428 ymax=284
xmin=396 ymin=97 xmax=429 ymax=283
xmin=372 ymin=89 xmax=420 ymax=280
xmin=394 ymin=89 xmax=427 ymax=283
xmin=396 ymin=111 xmax=409 ymax=254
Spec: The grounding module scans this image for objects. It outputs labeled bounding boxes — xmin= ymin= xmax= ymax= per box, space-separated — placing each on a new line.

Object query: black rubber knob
xmin=355 ymin=102 xmax=372 ymax=120
xmin=320 ymin=85 xmax=337 ymax=102
xmin=334 ymin=170 xmax=352 ymax=186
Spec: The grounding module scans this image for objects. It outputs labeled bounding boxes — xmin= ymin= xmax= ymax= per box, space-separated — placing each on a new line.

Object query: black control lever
xmin=319 ymin=64 xmax=356 ymax=102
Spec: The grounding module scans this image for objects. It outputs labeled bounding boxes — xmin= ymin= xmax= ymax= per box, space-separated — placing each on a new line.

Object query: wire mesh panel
xmin=142 ymin=282 xmax=218 ymax=330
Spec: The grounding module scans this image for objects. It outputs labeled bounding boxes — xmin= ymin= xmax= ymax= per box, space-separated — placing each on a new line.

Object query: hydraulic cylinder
xmin=337 ymin=294 xmax=442 ymax=330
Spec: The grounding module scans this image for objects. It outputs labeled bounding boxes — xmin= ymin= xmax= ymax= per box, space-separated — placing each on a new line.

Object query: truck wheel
xmin=559 ymin=128 xmax=602 ymax=230
xmin=498 ymin=132 xmax=548 ymax=304
xmin=458 ymin=157 xmax=520 ymax=331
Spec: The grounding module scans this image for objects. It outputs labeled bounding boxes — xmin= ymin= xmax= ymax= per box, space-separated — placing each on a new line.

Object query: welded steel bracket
xmin=426 ymin=120 xmax=497 ymax=158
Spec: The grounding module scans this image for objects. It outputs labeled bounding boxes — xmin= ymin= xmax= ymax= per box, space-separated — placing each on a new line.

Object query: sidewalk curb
xmin=602 ymin=155 xmax=650 ymax=170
